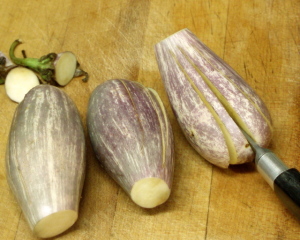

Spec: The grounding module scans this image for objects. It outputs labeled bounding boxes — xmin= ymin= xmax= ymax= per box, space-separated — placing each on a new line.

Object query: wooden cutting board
xmin=0 ymin=0 xmax=299 ymax=239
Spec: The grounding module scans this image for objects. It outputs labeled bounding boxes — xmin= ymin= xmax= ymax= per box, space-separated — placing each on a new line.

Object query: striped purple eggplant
xmin=155 ymin=29 xmax=273 ymax=168
xmin=6 ymin=85 xmax=86 ymax=238
xmin=87 ymin=79 xmax=174 ymax=208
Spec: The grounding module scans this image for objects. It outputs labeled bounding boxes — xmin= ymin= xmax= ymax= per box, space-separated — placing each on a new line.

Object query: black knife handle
xmin=274 ymin=168 xmax=300 ymax=220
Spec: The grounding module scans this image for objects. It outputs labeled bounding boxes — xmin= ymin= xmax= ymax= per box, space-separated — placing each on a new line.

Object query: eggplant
xmin=6 ymin=85 xmax=86 ymax=238
xmin=87 ymin=79 xmax=174 ymax=208
xmin=155 ymin=29 xmax=273 ymax=168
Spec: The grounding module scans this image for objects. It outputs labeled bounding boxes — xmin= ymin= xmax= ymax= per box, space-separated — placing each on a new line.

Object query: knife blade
xmin=240 ymin=129 xmax=300 ymax=220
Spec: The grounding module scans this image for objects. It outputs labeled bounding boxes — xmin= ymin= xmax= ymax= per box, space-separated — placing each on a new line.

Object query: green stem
xmin=9 ymin=40 xmax=57 ymax=82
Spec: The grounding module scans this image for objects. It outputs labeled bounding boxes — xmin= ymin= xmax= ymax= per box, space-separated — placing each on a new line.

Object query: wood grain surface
xmin=0 ymin=0 xmax=299 ymax=239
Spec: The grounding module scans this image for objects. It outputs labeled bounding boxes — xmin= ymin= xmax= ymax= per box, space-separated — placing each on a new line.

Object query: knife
xmin=240 ymin=129 xmax=300 ymax=220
